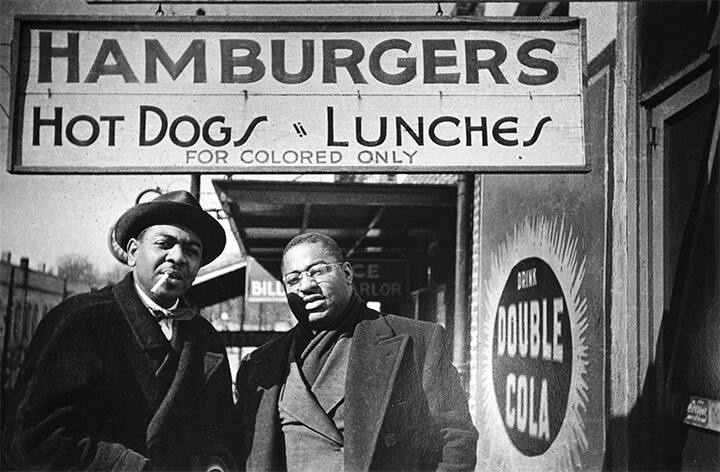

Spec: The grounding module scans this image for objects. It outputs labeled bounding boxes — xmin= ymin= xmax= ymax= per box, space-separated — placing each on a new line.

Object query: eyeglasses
xmin=282 ymin=262 xmax=344 ymax=290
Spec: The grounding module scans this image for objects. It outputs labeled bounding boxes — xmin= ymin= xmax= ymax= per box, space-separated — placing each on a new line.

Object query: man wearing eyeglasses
xmin=233 ymin=232 xmax=477 ymax=471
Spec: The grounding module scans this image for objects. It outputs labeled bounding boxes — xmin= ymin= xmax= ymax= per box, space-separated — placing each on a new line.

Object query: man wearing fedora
xmin=2 ymin=191 xmax=234 ymax=471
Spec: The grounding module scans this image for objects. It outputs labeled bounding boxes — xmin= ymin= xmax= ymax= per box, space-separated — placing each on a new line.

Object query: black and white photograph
xmin=0 ymin=1 xmax=718 ymax=470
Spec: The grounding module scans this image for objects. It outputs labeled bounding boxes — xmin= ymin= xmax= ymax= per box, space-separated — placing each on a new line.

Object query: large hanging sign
xmin=9 ymin=16 xmax=587 ymax=174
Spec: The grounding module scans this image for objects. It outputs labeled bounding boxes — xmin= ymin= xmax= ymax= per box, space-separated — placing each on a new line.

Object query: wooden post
xmin=608 ymin=2 xmax=640 ymax=469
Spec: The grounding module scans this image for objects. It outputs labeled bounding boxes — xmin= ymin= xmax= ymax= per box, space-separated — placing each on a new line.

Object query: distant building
xmin=0 ymin=256 xmax=93 ymax=396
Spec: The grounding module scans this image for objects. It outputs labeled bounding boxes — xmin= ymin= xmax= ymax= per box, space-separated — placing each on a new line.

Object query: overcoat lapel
xmin=112 ymin=274 xmax=169 ymax=409
xmin=146 ymin=318 xmax=222 ymax=449
xmin=312 ymin=336 xmax=350 ymax=415
xmin=279 ymin=362 xmax=343 ymax=445
xmin=113 ymin=274 xmax=225 ymax=450
xmin=344 ymin=314 xmax=408 ymax=472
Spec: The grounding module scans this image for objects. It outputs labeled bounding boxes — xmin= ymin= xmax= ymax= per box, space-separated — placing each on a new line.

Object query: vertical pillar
xmin=190 ymin=174 xmax=201 ymax=200
xmin=609 ymin=2 xmax=640 ymax=469
xmin=454 ymin=174 xmax=472 ymax=387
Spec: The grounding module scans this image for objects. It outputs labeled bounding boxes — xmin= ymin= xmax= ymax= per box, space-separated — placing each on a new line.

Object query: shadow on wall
xmin=606 ymin=121 xmax=719 ymax=471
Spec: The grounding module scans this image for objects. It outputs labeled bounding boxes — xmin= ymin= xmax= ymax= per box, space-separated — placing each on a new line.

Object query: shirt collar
xmin=134 ymin=281 xmax=179 ymax=313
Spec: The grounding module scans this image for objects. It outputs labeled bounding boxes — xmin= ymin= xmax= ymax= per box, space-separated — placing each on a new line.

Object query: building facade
xmin=466 ymin=2 xmax=718 ymax=471
xmin=0 ymin=257 xmax=93 ymax=397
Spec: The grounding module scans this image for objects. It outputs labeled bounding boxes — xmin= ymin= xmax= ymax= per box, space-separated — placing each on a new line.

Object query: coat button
xmin=384 ymin=432 xmax=397 ymax=447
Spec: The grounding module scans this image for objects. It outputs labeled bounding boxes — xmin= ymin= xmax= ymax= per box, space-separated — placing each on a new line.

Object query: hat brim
xmin=115 ymin=201 xmax=225 ymax=266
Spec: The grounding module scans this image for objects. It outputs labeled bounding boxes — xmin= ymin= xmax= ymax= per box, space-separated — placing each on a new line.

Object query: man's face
xmin=282 ymin=241 xmax=353 ymax=330
xmin=126 ymin=224 xmax=203 ymax=307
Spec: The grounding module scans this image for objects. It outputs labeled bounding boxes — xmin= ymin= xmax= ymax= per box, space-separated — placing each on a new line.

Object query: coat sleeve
xmin=230 ymin=356 xmax=253 ymax=471
xmin=193 ymin=341 xmax=237 ymax=472
xmin=422 ymin=324 xmax=478 ymax=472
xmin=2 ymin=305 xmax=149 ymax=471
xmin=229 ymin=353 xmax=283 ymax=472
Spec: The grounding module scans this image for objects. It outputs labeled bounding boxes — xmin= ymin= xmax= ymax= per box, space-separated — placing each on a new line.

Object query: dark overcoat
xmin=2 ymin=273 xmax=235 ymax=471
xmin=234 ymin=306 xmax=478 ymax=472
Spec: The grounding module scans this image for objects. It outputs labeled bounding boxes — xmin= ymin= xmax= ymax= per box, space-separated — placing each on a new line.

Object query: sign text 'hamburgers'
xmin=10 ymin=17 xmax=587 ymax=173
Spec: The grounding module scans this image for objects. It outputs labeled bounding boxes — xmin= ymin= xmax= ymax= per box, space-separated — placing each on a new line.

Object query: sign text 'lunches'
xmin=11 ymin=18 xmax=587 ymax=173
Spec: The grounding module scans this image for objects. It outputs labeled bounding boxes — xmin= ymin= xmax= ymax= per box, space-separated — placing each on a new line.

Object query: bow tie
xmin=150 ymin=307 xmax=196 ymax=322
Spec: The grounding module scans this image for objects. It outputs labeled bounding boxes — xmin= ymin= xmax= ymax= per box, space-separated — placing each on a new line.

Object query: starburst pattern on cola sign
xmin=477 ymin=216 xmax=590 ymax=471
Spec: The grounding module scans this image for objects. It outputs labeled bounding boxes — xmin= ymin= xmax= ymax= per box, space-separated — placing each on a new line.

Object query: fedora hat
xmin=114 ymin=190 xmax=225 ymax=266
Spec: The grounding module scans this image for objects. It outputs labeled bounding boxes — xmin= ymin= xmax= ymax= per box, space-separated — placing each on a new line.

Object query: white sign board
xmin=10 ymin=16 xmax=587 ymax=173
xmin=245 ymin=258 xmax=285 ymax=303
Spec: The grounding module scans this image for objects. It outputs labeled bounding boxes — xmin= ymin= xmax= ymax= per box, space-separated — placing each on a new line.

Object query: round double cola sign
xmin=492 ymin=257 xmax=572 ymax=456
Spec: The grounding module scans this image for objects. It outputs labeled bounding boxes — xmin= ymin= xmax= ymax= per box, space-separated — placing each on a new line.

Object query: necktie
xmin=152 ymin=308 xmax=194 ymax=383
xmin=150 ymin=306 xmax=196 ymax=322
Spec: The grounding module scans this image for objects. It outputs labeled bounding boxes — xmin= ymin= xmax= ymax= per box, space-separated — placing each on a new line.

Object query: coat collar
xmin=112 ymin=273 xmax=224 ymax=448
xmin=146 ymin=320 xmax=206 ymax=450
xmin=344 ymin=310 xmax=409 ymax=472
xmin=112 ymin=273 xmax=170 ymax=409
xmin=245 ymin=305 xmax=409 ymax=472
xmin=278 ymin=362 xmax=344 ymax=446
xmin=245 ymin=292 xmax=366 ymax=385
xmin=113 ymin=272 xmax=168 ymax=351
xmin=276 ymin=334 xmax=351 ymax=446
xmin=312 ymin=336 xmax=350 ymax=415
